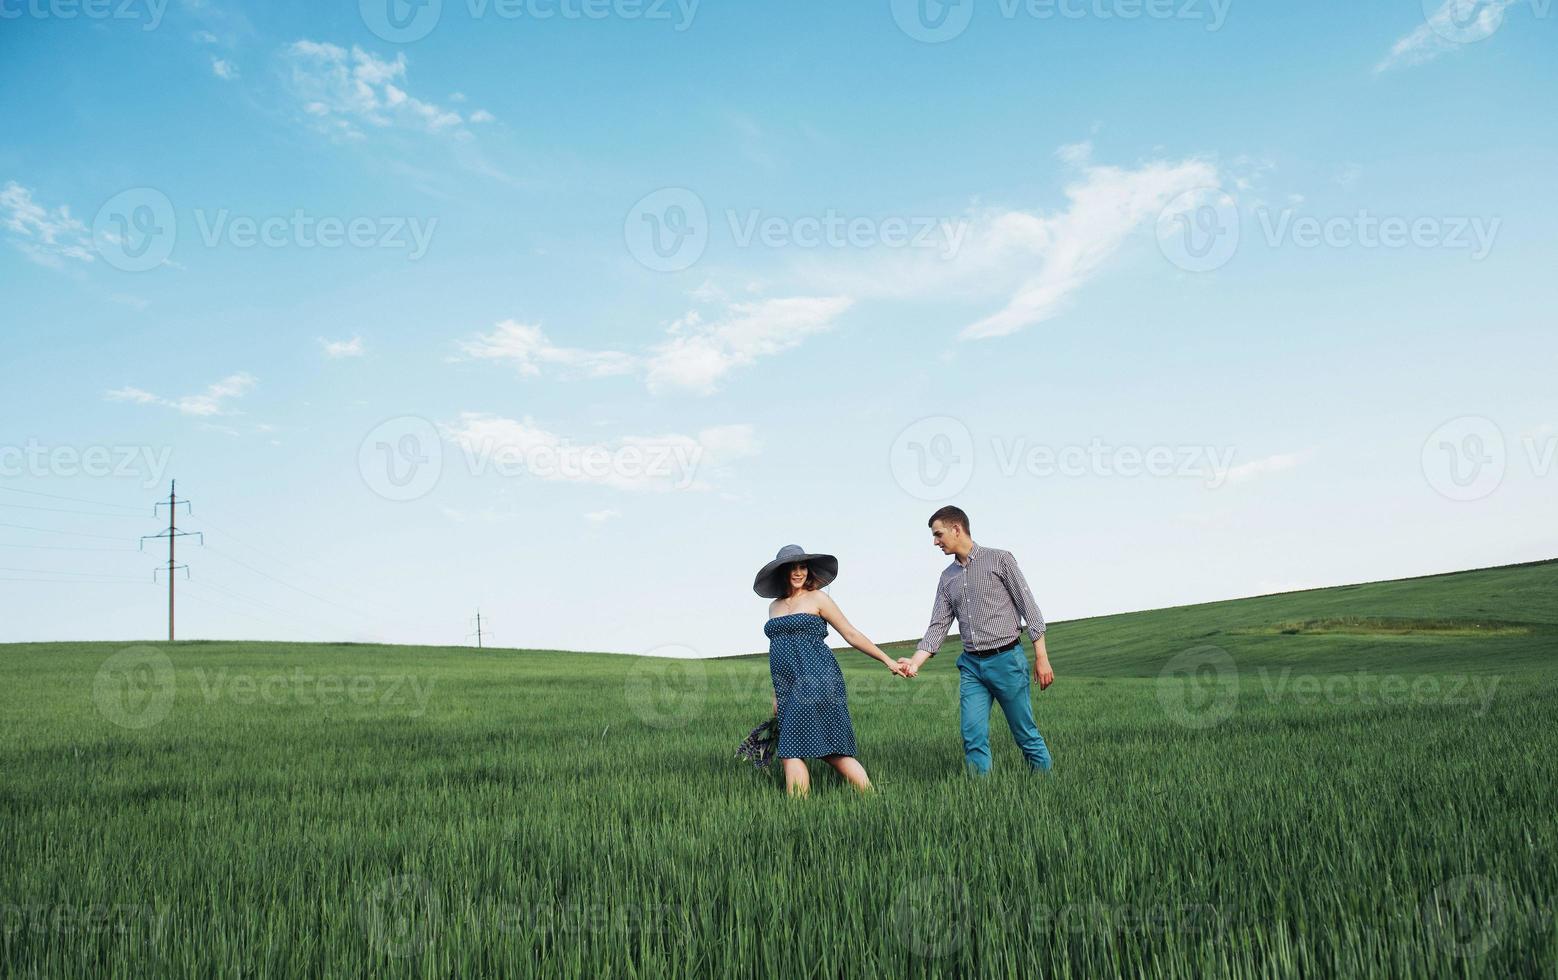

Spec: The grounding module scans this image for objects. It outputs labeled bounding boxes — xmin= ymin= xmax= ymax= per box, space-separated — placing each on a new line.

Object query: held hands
xmin=895 ymin=657 xmax=919 ymax=678
xmin=886 ymin=659 xmax=909 ymax=678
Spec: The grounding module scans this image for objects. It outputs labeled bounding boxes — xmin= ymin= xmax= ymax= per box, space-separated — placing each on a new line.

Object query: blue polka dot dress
xmin=766 ymin=613 xmax=858 ymax=759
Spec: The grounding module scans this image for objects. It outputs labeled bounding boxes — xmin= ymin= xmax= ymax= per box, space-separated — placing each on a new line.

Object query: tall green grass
xmin=3 ymin=560 xmax=1556 ymax=977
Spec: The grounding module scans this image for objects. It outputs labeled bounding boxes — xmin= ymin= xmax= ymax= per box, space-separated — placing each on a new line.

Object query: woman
xmin=754 ymin=544 xmax=906 ymax=796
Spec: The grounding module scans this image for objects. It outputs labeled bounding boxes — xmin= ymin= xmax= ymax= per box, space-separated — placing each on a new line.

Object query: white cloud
xmin=1376 ymin=0 xmax=1521 ymax=72
xmin=584 ymin=508 xmax=621 ymax=523
xmin=0 ymin=181 xmax=95 ymax=268
xmin=281 ymin=40 xmax=470 ymax=140
xmin=1056 ymin=140 xmax=1093 ymax=167
xmin=105 ymin=373 xmax=256 ymax=417
xmin=211 ymin=57 xmax=237 ymax=80
xmin=319 ymin=335 xmax=366 ymax=358
xmin=454 ymin=296 xmax=851 ymax=395
xmin=645 ymin=295 xmax=853 ymax=394
xmin=1224 ymin=451 xmax=1307 ymax=485
xmin=439 ymin=413 xmax=760 ymax=492
xmin=785 ymin=147 xmax=1219 ymax=341
xmin=469 ymin=109 xmax=495 ymax=124
xmin=455 ymin=321 xmax=636 ymax=378
xmin=958 ymin=154 xmax=1219 ymax=339
xmin=110 ymin=293 xmax=150 ymax=311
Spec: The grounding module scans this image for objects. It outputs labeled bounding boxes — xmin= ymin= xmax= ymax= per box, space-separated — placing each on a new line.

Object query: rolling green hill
xmin=800 ymin=556 xmax=1558 ymax=677
xmin=2 ymin=558 xmax=1554 ymax=978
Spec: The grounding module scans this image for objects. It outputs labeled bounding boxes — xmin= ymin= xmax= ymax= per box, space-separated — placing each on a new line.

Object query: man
xmin=898 ymin=506 xmax=1055 ymax=774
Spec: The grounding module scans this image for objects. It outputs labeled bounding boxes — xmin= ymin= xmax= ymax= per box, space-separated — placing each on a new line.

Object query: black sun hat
xmin=752 ymin=544 xmax=839 ymax=598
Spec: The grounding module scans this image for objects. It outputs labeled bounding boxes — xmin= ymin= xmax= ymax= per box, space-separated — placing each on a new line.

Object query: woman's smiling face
xmin=787 ymin=562 xmax=809 ymax=593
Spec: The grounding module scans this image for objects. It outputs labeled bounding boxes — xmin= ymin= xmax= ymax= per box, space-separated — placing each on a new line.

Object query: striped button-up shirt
xmin=917 ymin=543 xmax=1046 ymax=657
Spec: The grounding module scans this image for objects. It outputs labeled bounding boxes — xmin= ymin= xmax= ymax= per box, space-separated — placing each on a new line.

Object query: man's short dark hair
xmin=927 ymin=506 xmax=970 ymax=535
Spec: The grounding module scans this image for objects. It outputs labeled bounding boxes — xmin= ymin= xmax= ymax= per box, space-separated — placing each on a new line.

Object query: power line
xmin=0 ymin=521 xmax=130 ymax=541
xmin=0 ymin=502 xmax=150 ymax=519
xmin=0 ymin=574 xmax=148 ymax=584
xmin=185 ymin=579 xmax=347 ymax=635
xmin=0 ymin=543 xmax=139 ymax=552
xmin=179 ymin=588 xmax=294 ymax=630
xmin=203 ymin=544 xmax=381 ymax=623
xmin=197 ymin=511 xmax=433 ymax=626
xmin=0 ymin=565 xmax=147 ymax=578
xmin=0 ymin=486 xmax=146 ymax=511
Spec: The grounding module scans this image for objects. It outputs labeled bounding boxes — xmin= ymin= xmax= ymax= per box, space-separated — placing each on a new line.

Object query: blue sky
xmin=2 ymin=0 xmax=1555 ymax=656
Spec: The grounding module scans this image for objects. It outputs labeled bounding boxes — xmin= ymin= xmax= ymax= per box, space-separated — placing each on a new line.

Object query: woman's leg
xmin=823 ymin=755 xmax=872 ymax=792
xmin=781 ymin=757 xmax=810 ymax=797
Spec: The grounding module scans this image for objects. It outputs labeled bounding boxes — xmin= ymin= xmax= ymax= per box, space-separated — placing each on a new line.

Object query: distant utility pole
xmin=141 ymin=480 xmax=203 ymax=642
xmin=468 ymin=609 xmax=488 ymax=649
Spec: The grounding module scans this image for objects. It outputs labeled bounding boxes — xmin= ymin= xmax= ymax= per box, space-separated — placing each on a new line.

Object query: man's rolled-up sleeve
xmin=1002 ymin=551 xmax=1047 ymax=642
xmin=918 ymin=580 xmax=954 ymax=656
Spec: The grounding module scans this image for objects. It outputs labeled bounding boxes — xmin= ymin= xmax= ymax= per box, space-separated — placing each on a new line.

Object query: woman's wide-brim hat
xmin=752 ymin=544 xmax=838 ymax=598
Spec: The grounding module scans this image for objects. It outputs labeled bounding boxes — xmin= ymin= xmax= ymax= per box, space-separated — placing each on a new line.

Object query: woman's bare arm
xmin=814 ymin=593 xmax=903 ymax=672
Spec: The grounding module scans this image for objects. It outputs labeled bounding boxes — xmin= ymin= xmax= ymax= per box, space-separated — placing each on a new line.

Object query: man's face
xmin=930 ymin=520 xmax=964 ymax=554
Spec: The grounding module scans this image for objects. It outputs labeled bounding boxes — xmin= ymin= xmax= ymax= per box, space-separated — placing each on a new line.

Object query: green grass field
xmin=3 ymin=560 xmax=1556 ymax=977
